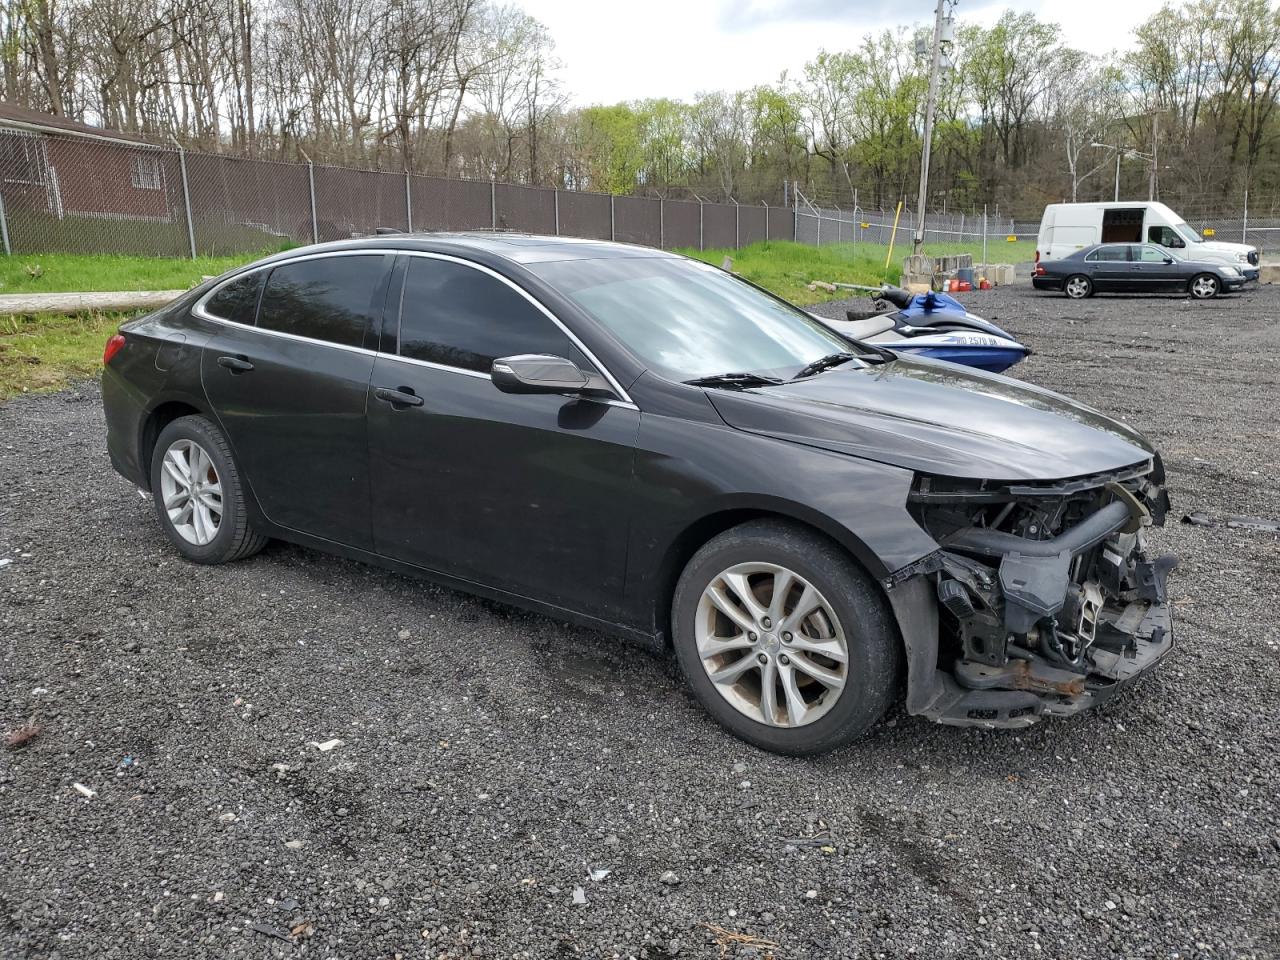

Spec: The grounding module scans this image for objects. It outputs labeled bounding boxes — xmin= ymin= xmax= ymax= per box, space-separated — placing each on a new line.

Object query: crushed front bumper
xmin=888 ymin=460 xmax=1176 ymax=729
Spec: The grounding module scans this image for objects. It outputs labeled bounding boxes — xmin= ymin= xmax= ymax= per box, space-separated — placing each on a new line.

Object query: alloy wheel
xmin=1065 ymin=276 xmax=1090 ymax=299
xmin=694 ymin=562 xmax=849 ymax=727
xmin=1191 ymin=275 xmax=1218 ymax=299
xmin=159 ymin=439 xmax=223 ymax=545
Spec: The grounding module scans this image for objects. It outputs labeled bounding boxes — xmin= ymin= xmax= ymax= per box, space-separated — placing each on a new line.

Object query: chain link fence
xmin=793 ymin=188 xmax=1274 ymax=255
xmin=0 ymin=127 xmax=801 ymax=259
xmin=3 ymin=126 xmax=1269 ymax=261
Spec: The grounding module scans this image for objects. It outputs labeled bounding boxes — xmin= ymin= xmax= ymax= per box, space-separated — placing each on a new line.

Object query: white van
xmin=1037 ymin=202 xmax=1259 ymax=280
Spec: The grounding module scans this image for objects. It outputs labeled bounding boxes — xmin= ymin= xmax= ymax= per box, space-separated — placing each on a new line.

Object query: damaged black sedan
xmin=101 ymin=234 xmax=1174 ymax=755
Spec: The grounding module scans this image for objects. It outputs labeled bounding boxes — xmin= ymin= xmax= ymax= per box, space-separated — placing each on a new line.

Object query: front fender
xmin=624 ymin=410 xmax=941 ymax=634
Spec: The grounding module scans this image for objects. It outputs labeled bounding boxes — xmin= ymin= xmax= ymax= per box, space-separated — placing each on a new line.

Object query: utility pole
xmin=912 ymin=0 xmax=950 ymax=254
xmin=1149 ymin=112 xmax=1158 ymax=201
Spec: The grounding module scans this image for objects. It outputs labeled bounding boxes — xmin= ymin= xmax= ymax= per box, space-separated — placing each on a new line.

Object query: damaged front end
xmin=893 ymin=457 xmax=1176 ymax=728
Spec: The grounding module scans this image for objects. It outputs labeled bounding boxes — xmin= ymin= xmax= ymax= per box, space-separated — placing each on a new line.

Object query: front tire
xmin=671 ymin=520 xmax=901 ymax=755
xmin=1064 ymin=274 xmax=1092 ymax=299
xmin=149 ymin=415 xmax=267 ymax=564
xmin=1189 ymin=273 xmax=1220 ymax=299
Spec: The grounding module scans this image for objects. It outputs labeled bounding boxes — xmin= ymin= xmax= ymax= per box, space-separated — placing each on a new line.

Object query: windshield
xmin=1174 ymin=221 xmax=1203 ymax=245
xmin=527 ymin=256 xmax=855 ymax=382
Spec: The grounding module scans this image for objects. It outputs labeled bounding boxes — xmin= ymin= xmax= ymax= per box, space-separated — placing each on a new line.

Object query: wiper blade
xmin=791 ymin=351 xmax=861 ymax=380
xmin=684 ymin=372 xmax=785 ymax=389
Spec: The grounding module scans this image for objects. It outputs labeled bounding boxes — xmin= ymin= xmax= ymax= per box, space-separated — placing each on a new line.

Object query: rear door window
xmin=397 ymin=257 xmax=576 ymax=373
xmin=1089 ymin=246 xmax=1129 ymax=262
xmin=258 ymin=255 xmax=387 ymax=348
xmin=204 ymin=271 xmax=264 ymax=325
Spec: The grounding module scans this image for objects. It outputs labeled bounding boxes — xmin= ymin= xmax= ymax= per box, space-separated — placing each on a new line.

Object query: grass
xmin=0 ymin=238 xmax=1037 ymax=399
xmin=0 ymin=310 xmax=126 ymax=398
xmin=682 ymin=239 xmax=1036 ymax=305
xmin=0 ymin=252 xmax=257 ymax=295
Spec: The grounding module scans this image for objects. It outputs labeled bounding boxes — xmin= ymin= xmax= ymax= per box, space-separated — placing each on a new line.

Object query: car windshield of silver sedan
xmin=527 ymin=256 xmax=859 ymax=383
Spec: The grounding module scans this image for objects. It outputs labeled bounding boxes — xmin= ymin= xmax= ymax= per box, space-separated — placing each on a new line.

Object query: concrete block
xmin=1260 ymin=261 xmax=1280 ymax=284
xmin=976 ymin=263 xmax=1016 ymax=286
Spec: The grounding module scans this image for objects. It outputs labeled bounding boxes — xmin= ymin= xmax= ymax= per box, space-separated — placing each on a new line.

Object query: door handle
xmin=374 ymin=386 xmax=425 ymax=408
xmin=217 ymin=355 xmax=254 ymax=373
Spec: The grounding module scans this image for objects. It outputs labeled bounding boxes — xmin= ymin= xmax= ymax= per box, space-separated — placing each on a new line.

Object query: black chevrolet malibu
xmin=102 ymin=234 xmax=1175 ymax=754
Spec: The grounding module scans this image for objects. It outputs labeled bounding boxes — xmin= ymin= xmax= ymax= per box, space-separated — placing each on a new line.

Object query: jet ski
xmin=813 ymin=286 xmax=1030 ymax=374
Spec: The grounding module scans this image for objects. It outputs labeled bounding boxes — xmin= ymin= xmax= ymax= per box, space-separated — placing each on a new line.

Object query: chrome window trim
xmin=377 ymin=351 xmax=639 ymax=411
xmin=192 ymin=249 xmax=396 ymax=355
xmin=192 ymin=247 xmax=635 ymax=407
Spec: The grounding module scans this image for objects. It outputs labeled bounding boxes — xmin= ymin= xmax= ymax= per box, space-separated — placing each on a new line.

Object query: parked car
xmin=102 ymin=234 xmax=1176 ymax=754
xmin=1036 ymin=201 xmax=1259 ymax=280
xmin=1034 ymin=242 xmax=1247 ymax=298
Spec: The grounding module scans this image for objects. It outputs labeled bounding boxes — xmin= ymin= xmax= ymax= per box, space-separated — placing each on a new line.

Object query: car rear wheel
xmin=671 ymin=520 xmax=901 ymax=755
xmin=150 ymin=415 xmax=267 ymax=564
xmin=1064 ymin=275 xmax=1092 ymax=299
xmin=1189 ymin=274 xmax=1220 ymax=299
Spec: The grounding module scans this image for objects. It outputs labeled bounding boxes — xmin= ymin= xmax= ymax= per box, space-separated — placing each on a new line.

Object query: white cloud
xmin=512 ymin=0 xmax=1162 ymax=105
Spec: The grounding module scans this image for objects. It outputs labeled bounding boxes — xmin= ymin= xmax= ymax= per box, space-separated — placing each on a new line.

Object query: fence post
xmin=169 ymin=136 xmax=197 ymax=260
xmin=300 ymin=150 xmax=318 ymax=244
xmin=1243 ymin=188 xmax=1248 ymax=244
xmin=734 ymin=199 xmax=740 ymax=248
xmin=982 ymin=205 xmax=988 ymax=266
xmin=0 ymin=190 xmax=10 ymax=256
xmin=404 ymin=172 xmax=413 ymax=232
xmin=792 ymin=185 xmax=798 ymax=241
xmin=490 ymin=181 xmax=497 ymax=230
xmin=699 ymin=201 xmax=704 ymax=250
xmin=554 ymin=189 xmax=560 ymax=236
xmin=659 ymin=198 xmax=665 ymax=249
xmin=610 ymin=194 xmax=615 ymax=241
xmin=763 ymin=201 xmax=769 ymax=242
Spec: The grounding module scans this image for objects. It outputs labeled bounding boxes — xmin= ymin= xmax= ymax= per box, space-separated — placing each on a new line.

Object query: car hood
xmin=705 ymin=355 xmax=1155 ymax=481
xmin=1194 ymin=240 xmax=1254 ymax=258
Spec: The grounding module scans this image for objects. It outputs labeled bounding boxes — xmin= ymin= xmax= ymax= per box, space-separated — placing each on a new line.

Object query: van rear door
xmin=1101 ymin=208 xmax=1144 ymax=243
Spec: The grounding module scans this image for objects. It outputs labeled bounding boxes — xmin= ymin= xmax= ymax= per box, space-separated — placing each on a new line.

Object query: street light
xmin=1091 ymin=142 xmax=1156 ymax=202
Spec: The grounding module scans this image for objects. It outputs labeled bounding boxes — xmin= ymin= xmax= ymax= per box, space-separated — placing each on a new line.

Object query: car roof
xmin=269 ymin=232 xmax=681 ymax=266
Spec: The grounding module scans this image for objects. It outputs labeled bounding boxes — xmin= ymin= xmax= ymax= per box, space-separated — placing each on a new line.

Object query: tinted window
xmin=258 ymin=255 xmax=385 ymax=348
xmin=398 ymin=258 xmax=570 ymax=373
xmin=1088 ymin=246 xmax=1129 ymax=262
xmin=204 ymin=271 xmax=263 ymax=325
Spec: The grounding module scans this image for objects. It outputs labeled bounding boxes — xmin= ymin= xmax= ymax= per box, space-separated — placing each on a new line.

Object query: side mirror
xmin=1163 ymin=257 xmax=1175 ymax=264
xmin=491 ymin=354 xmax=589 ymax=394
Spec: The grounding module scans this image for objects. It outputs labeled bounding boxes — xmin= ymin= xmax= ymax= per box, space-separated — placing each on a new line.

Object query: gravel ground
xmin=2 ymin=283 xmax=1278 ymax=960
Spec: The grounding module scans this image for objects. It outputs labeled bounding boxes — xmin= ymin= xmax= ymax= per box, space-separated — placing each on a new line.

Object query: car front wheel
xmin=1064 ymin=274 xmax=1092 ymax=299
xmin=1189 ymin=273 xmax=1220 ymax=299
xmin=150 ymin=415 xmax=267 ymax=564
xmin=671 ymin=520 xmax=901 ymax=755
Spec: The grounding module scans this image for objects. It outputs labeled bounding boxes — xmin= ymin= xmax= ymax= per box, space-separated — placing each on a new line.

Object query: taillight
xmin=1034 ymin=263 xmax=1046 ymax=276
xmin=103 ymin=334 xmax=126 ymax=365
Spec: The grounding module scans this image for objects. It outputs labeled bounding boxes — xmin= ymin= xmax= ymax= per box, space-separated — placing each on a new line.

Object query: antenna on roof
xmin=374 ymin=226 xmax=404 ymax=236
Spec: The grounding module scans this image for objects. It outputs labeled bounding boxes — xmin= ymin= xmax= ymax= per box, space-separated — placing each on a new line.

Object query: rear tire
xmin=671 ymin=520 xmax=901 ymax=755
xmin=1064 ymin=274 xmax=1092 ymax=299
xmin=149 ymin=415 xmax=267 ymax=564
xmin=1189 ymin=273 xmax=1219 ymax=299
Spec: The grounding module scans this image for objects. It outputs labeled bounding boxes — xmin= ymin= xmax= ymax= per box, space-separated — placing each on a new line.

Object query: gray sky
xmin=513 ymin=0 xmax=1160 ymax=105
